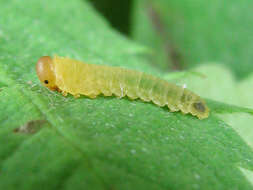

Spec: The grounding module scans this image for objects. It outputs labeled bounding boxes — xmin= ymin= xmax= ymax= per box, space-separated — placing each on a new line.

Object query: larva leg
xmin=62 ymin=91 xmax=68 ymax=96
xmin=124 ymin=70 xmax=141 ymax=100
xmin=178 ymin=89 xmax=192 ymax=113
xmin=149 ymin=79 xmax=168 ymax=107
xmin=74 ymin=94 xmax=80 ymax=98
xmin=138 ymin=73 xmax=157 ymax=102
xmin=88 ymin=94 xmax=97 ymax=99
xmin=56 ymin=88 xmax=61 ymax=93
xmin=165 ymin=84 xmax=182 ymax=112
xmin=119 ymin=83 xmax=125 ymax=98
xmin=110 ymin=68 xmax=127 ymax=98
xmin=100 ymin=66 xmax=113 ymax=97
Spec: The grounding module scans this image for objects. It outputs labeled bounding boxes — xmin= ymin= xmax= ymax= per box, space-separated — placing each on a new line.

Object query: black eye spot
xmin=44 ymin=80 xmax=49 ymax=84
xmin=193 ymin=102 xmax=205 ymax=112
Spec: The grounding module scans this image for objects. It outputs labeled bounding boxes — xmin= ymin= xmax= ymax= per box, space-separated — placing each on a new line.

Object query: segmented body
xmin=53 ymin=56 xmax=209 ymax=119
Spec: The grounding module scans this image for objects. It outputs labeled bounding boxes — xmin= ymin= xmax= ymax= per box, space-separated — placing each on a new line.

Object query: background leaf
xmin=131 ymin=0 xmax=253 ymax=78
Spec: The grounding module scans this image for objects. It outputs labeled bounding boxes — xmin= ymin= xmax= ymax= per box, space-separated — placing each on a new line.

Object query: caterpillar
xmin=36 ymin=55 xmax=209 ymax=119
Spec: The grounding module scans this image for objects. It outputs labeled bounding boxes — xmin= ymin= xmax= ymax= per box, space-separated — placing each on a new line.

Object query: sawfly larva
xmin=36 ymin=55 xmax=209 ymax=119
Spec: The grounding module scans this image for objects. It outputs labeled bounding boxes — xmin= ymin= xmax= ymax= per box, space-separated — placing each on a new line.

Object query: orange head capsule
xmin=36 ymin=56 xmax=58 ymax=90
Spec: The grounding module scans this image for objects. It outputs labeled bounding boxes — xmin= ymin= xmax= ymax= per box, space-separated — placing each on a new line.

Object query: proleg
xmin=36 ymin=55 xmax=209 ymax=119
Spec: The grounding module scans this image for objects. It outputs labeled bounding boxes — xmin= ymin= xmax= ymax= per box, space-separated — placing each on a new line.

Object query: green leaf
xmin=1 ymin=0 xmax=253 ymax=190
xmin=131 ymin=0 xmax=253 ymax=78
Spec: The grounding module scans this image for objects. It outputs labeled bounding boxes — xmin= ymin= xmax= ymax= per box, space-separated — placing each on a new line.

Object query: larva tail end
xmin=192 ymin=101 xmax=209 ymax=119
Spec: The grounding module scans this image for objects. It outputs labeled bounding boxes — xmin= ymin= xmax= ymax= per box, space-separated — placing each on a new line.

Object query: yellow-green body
xmin=53 ymin=56 xmax=209 ymax=119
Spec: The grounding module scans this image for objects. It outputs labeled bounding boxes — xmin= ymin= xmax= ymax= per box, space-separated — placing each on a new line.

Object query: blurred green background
xmin=91 ymin=0 xmax=253 ymax=78
xmin=90 ymin=0 xmax=133 ymax=35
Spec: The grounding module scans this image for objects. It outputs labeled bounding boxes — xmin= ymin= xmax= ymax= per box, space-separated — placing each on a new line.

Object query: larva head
xmin=36 ymin=56 xmax=57 ymax=90
xmin=192 ymin=100 xmax=209 ymax=119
